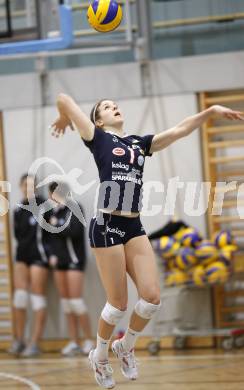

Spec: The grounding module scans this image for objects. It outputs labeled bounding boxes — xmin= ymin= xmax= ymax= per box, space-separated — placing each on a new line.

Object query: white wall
xmin=1 ymin=51 xmax=244 ymax=109
xmin=0 ymin=74 xmax=41 ymax=110
xmin=150 ymin=51 xmax=244 ymax=95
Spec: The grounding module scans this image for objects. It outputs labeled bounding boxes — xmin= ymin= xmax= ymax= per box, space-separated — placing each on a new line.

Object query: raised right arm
xmin=55 ymin=93 xmax=94 ymax=141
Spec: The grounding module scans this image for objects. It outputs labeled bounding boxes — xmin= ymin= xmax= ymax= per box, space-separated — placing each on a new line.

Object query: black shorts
xmin=89 ymin=212 xmax=146 ymax=248
xmin=16 ymin=258 xmax=49 ymax=269
xmin=52 ymin=258 xmax=86 ymax=272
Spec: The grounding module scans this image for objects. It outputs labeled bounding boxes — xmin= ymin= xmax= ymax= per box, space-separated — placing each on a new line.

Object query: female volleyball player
xmin=51 ymin=94 xmax=243 ymax=389
xmin=9 ymin=174 xmax=49 ymax=357
xmin=47 ymin=181 xmax=94 ymax=356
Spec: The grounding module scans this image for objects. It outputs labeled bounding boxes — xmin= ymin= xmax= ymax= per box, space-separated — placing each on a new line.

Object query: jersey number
xmin=128 ymin=147 xmax=135 ymax=164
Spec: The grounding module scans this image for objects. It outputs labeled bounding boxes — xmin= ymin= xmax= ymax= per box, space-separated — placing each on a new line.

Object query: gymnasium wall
xmin=1 ymin=51 xmax=244 ymax=110
xmin=2 ymin=49 xmax=244 ymax=337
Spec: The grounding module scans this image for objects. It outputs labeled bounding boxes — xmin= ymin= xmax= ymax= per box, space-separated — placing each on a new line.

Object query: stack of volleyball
xmin=191 ymin=230 xmax=237 ymax=285
xmin=87 ymin=0 xmax=123 ymax=33
xmin=156 ymin=227 xmax=199 ymax=286
xmin=153 ymin=226 xmax=237 ymax=287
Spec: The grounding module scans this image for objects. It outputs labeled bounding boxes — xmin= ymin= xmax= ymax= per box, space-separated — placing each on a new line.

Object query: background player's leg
xmin=10 ymin=262 xmax=30 ymax=353
xmin=29 ymin=265 xmax=48 ymax=347
xmin=14 ymin=263 xmax=29 ymax=340
xmin=54 ymin=270 xmax=80 ymax=354
xmin=67 ymin=270 xmax=94 ymax=354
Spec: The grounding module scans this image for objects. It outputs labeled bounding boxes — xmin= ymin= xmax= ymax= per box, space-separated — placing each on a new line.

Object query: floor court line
xmin=0 ymin=372 xmax=40 ymax=389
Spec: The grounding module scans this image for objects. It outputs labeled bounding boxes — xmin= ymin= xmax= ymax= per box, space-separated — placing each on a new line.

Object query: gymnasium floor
xmin=0 ymin=350 xmax=243 ymax=389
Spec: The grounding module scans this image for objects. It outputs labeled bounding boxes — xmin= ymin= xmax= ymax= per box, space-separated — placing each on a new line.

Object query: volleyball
xmin=175 ymin=247 xmax=197 ymax=270
xmin=219 ymin=244 xmax=237 ymax=266
xmin=154 ymin=236 xmax=179 ymax=259
xmin=195 ymin=240 xmax=218 ymax=266
xmin=87 ymin=0 xmax=123 ymax=33
xmin=213 ymin=230 xmax=235 ymax=248
xmin=205 ymin=261 xmax=229 ymax=284
xmin=165 ymin=269 xmax=189 ymax=287
xmin=191 ymin=265 xmax=206 ymax=286
xmin=180 ymin=227 xmax=202 ymax=247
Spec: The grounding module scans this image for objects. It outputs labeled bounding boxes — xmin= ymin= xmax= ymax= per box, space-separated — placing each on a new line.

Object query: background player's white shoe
xmin=21 ymin=344 xmax=41 ymax=357
xmin=8 ymin=340 xmax=26 ymax=355
xmin=112 ymin=339 xmax=138 ymax=380
xmin=61 ymin=341 xmax=82 ymax=357
xmin=81 ymin=339 xmax=95 ymax=355
xmin=88 ymin=349 xmax=115 ymax=389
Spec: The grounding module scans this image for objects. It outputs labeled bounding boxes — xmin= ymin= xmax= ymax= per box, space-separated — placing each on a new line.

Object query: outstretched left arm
xmin=149 ymin=105 xmax=244 ymax=153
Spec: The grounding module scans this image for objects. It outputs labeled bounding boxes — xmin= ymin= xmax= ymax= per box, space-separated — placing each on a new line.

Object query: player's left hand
xmin=211 ymin=105 xmax=244 ymax=120
xmin=50 ymin=114 xmax=74 ymax=138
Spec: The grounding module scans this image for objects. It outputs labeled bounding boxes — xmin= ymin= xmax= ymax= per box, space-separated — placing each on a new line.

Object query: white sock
xmin=121 ymin=327 xmax=140 ymax=352
xmin=94 ymin=334 xmax=110 ymax=362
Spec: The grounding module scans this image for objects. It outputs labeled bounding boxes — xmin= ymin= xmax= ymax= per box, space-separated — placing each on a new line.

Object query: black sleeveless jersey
xmin=14 ymin=196 xmax=48 ymax=262
xmin=44 ymin=203 xmax=86 ymax=264
xmin=83 ymin=127 xmax=154 ymax=213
